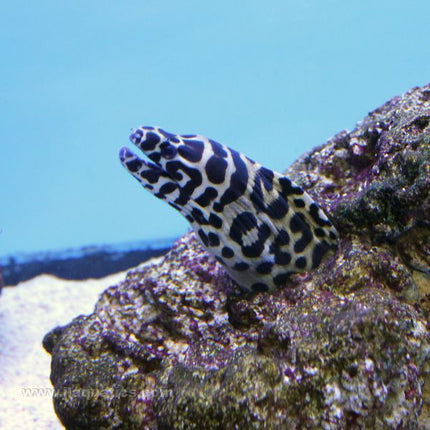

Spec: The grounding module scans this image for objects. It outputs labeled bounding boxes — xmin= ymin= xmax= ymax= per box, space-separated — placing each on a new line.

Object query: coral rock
xmin=44 ymin=84 xmax=430 ymax=429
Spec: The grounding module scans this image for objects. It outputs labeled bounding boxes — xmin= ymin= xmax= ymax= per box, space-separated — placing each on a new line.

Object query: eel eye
xmin=160 ymin=143 xmax=177 ymax=160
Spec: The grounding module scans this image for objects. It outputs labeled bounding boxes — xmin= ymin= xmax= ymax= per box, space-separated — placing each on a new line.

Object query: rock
xmin=157 ymin=288 xmax=426 ymax=429
xmin=44 ymin=84 xmax=430 ymax=429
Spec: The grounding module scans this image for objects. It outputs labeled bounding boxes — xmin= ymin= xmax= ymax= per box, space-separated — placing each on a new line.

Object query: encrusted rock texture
xmin=44 ymin=85 xmax=430 ymax=429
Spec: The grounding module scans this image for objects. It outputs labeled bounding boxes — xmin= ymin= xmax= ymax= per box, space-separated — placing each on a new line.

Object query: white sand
xmin=0 ymin=271 xmax=128 ymax=429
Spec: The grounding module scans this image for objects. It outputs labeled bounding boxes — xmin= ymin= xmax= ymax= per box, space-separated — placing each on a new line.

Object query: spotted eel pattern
xmin=119 ymin=127 xmax=338 ymax=292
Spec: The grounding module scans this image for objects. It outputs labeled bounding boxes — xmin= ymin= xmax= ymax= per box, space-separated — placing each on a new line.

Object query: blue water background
xmin=1 ymin=1 xmax=429 ymax=256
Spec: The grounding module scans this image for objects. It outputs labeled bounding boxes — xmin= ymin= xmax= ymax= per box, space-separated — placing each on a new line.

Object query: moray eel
xmin=119 ymin=127 xmax=338 ymax=293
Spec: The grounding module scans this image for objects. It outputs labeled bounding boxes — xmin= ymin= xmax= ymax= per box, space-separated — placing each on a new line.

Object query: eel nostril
xmin=130 ymin=129 xmax=143 ymax=144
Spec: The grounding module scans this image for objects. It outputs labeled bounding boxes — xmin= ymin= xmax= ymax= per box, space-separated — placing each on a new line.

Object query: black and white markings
xmin=120 ymin=126 xmax=339 ymax=293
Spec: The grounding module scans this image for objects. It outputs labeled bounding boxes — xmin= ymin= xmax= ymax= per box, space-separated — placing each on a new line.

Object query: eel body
xmin=120 ymin=127 xmax=338 ymax=292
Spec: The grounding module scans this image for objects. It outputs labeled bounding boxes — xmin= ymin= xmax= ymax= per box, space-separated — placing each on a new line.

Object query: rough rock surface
xmin=44 ymin=85 xmax=430 ymax=429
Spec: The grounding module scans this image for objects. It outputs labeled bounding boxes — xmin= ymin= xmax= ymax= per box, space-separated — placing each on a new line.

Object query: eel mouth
xmin=119 ymin=145 xmax=176 ymax=184
xmin=120 ymin=128 xmax=164 ymax=172
xmin=119 ymin=142 xmax=187 ymax=210
xmin=119 ymin=146 xmax=160 ymax=172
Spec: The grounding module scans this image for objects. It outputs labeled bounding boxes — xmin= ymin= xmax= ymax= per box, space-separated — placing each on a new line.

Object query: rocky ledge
xmin=44 ymin=85 xmax=430 ymax=429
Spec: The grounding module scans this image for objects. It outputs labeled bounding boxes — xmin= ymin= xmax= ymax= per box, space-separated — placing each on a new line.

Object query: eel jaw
xmin=122 ymin=127 xmax=175 ymax=179
xmin=119 ymin=146 xmax=178 ymax=191
xmin=119 ymin=145 xmax=188 ymax=216
xmin=119 ymin=146 xmax=165 ymax=176
xmin=119 ymin=146 xmax=162 ymax=175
